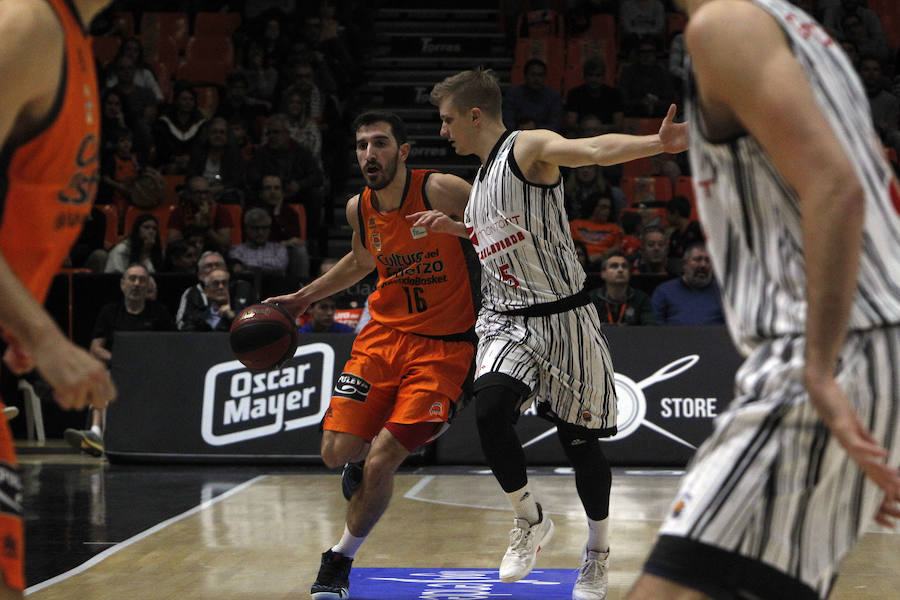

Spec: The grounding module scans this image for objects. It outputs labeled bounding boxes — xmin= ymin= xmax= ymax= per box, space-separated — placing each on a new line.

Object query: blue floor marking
xmin=349 ymin=567 xmax=577 ymax=599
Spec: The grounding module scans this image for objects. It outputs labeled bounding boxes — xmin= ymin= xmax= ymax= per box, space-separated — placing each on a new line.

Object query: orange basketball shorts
xmin=323 ymin=320 xmax=474 ymax=443
xmin=0 ymin=396 xmax=23 ymax=591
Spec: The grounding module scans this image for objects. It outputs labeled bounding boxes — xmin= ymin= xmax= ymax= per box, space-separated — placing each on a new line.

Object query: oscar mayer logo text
xmin=201 ymin=343 xmax=334 ymax=446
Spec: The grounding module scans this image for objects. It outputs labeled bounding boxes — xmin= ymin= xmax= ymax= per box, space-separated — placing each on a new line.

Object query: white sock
xmin=90 ymin=425 xmax=102 ymax=437
xmin=332 ymin=524 xmax=366 ymax=558
xmin=506 ymin=484 xmax=540 ymax=524
xmin=586 ymin=516 xmax=609 ymax=553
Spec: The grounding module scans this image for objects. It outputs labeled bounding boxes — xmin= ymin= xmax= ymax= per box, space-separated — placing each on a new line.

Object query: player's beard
xmin=364 ymin=152 xmax=399 ymax=190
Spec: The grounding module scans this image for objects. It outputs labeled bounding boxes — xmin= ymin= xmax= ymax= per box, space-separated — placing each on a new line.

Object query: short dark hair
xmin=601 ymin=251 xmax=628 ymax=270
xmin=524 ymin=58 xmax=547 ymax=74
xmin=642 ymin=225 xmax=666 ymax=240
xmin=351 ymin=111 xmax=408 ymax=146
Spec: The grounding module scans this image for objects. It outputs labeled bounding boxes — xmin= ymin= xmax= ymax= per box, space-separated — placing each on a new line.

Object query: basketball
xmin=229 ymin=302 xmax=299 ymax=371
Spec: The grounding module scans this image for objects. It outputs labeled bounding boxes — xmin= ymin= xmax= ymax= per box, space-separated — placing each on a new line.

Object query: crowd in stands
xmin=60 ymin=0 xmax=900 ymax=335
xmin=511 ymin=0 xmax=900 ymax=325
xmin=69 ymin=1 xmax=371 ymax=296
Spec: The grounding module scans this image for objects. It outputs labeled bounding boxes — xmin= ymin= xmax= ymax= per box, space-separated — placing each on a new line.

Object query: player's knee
xmin=474 ymin=386 xmax=519 ymax=433
xmin=320 ymin=432 xmax=365 ymax=469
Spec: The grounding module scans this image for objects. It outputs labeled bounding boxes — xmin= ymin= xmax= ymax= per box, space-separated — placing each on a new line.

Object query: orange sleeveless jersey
xmin=0 ymin=0 xmax=100 ymax=303
xmin=359 ymin=169 xmax=478 ymax=337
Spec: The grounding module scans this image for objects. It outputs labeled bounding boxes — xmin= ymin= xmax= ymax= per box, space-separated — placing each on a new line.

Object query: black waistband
xmin=500 ymin=289 xmax=591 ymax=317
xmin=416 ymin=327 xmax=477 ymax=345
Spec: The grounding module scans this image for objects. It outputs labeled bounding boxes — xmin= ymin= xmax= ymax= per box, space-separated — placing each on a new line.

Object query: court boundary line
xmin=402 ymin=474 xmax=675 ymax=521
xmin=24 ymin=474 xmax=268 ymax=595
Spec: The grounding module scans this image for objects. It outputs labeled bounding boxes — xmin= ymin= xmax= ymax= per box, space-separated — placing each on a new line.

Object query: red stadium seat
xmin=163 ymin=174 xmax=185 ymax=206
xmin=516 ymin=9 xmax=564 ymax=38
xmin=184 ymin=36 xmax=235 ymax=70
xmin=95 ymin=204 xmax=122 ymax=247
xmin=193 ymin=12 xmax=242 ymax=37
xmin=563 ymin=37 xmax=617 ymax=93
xmin=511 ymin=37 xmax=565 ymax=91
xmin=221 ymin=204 xmax=243 ymax=246
xmin=140 ymin=12 xmax=190 ymax=53
xmin=91 ymin=35 xmax=121 ymax=67
xmin=175 ymin=58 xmax=230 ymax=86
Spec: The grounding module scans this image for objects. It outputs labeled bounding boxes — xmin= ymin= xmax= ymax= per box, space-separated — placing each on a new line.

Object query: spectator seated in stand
xmin=589 ymin=252 xmax=656 ymax=326
xmin=563 ymin=56 xmax=624 ymax=136
xmin=629 ymin=225 xmax=681 ymax=277
xmin=298 ymin=295 xmax=355 ymax=334
xmin=176 ymin=251 xmax=255 ymax=330
xmin=251 ymin=174 xmax=310 ymax=281
xmin=154 ymin=82 xmax=208 ymax=175
xmin=619 ymin=40 xmax=674 ymax=118
xmin=178 ymin=267 xmax=249 ymax=332
xmin=167 ymin=175 xmax=234 ymax=255
xmin=569 ymin=193 xmax=624 ymax=268
xmin=651 ymin=243 xmax=725 ymax=325
xmin=186 ymin=117 xmax=247 ymax=206
xmin=502 ymin=58 xmax=564 ymax=133
xmin=230 ymin=207 xmax=289 ymax=276
xmin=160 ymin=238 xmax=200 ymax=274
xmin=665 ymin=195 xmax=704 ymax=260
xmin=248 ymin=113 xmax=326 ymax=232
xmin=63 ymin=264 xmax=174 ymax=457
xmin=564 ymin=163 xmax=627 ymax=219
xmin=104 ymin=214 xmax=164 ymax=274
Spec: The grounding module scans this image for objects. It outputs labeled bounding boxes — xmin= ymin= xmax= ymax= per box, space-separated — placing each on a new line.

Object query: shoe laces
xmin=508 ymin=520 xmax=536 ymax=556
xmin=576 ymin=552 xmax=607 ymax=585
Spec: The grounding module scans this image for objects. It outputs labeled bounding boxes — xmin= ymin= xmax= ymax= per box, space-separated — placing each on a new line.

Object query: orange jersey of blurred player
xmin=359 ymin=169 xmax=478 ymax=337
xmin=0 ymin=0 xmax=101 ymax=591
xmin=0 ymin=0 xmax=99 ymax=304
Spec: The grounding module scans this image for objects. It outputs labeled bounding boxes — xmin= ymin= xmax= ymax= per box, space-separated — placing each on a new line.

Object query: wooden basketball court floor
xmin=17 ymin=447 xmax=900 ymax=600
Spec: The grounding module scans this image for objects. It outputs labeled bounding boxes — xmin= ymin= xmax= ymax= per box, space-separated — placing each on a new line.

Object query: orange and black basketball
xmin=229 ymin=302 xmax=299 ymax=371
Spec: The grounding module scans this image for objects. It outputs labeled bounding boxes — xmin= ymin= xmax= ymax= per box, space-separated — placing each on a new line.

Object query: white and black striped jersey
xmin=465 ymin=130 xmax=586 ymax=312
xmin=685 ymin=0 xmax=900 ymax=355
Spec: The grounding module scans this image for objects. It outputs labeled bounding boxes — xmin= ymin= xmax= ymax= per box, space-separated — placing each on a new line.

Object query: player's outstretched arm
xmin=515 ymin=104 xmax=687 ymax=170
xmin=687 ymin=1 xmax=900 ymax=503
xmin=265 ymin=196 xmax=376 ymax=319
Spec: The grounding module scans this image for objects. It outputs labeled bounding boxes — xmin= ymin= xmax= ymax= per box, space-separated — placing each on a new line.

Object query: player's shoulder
xmin=345 ymin=193 xmax=362 ymax=229
xmin=0 ymin=0 xmax=60 ymax=50
xmin=0 ymin=0 xmax=63 ymax=88
xmin=687 ymin=1 xmax=781 ymax=47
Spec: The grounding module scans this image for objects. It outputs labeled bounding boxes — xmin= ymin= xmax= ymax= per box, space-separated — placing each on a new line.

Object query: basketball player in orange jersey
xmin=267 ymin=111 xmax=478 ymax=599
xmin=0 ymin=0 xmax=117 ymax=596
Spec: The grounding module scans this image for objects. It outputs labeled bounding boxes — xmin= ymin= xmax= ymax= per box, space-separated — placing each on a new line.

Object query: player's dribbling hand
xmin=264 ymin=292 xmax=309 ymax=321
xmin=406 ymin=210 xmax=466 ymax=237
xmin=658 ymin=104 xmax=689 ymax=154
xmin=32 ymin=336 xmax=116 ymax=411
xmin=875 ymin=492 xmax=900 ymax=529
xmin=807 ymin=376 xmax=900 ymax=507
xmin=2 ymin=339 xmax=34 ymax=375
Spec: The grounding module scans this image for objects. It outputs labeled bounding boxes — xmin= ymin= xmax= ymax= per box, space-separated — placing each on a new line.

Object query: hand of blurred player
xmin=17 ymin=332 xmax=115 ymax=411
xmin=406 ymin=210 xmax=466 ymax=237
xmin=264 ymin=292 xmax=310 ymax=321
xmin=875 ymin=491 xmax=900 ymax=528
xmin=807 ymin=375 xmax=900 ymax=503
xmin=659 ymin=104 xmax=689 ymax=154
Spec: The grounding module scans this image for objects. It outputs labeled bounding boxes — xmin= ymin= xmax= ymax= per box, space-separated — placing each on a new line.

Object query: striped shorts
xmin=473 ymin=303 xmax=617 ymax=433
xmin=649 ymin=325 xmax=900 ymax=599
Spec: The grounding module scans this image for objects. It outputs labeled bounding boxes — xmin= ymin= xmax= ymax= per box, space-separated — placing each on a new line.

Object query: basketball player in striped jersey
xmin=0 ymin=0 xmax=117 ymax=596
xmin=626 ymin=1 xmax=900 ymax=599
xmin=425 ymin=69 xmax=687 ymax=599
xmin=267 ymin=112 xmax=479 ymax=599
